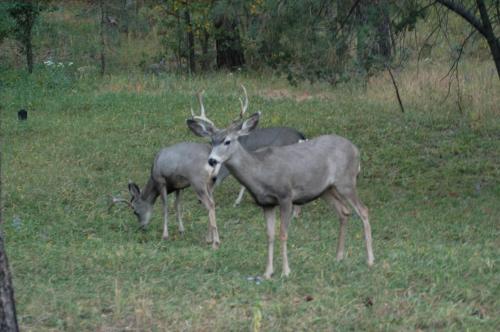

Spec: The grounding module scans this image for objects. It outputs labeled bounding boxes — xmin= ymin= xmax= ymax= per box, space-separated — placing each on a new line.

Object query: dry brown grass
xmin=366 ymin=60 xmax=499 ymax=115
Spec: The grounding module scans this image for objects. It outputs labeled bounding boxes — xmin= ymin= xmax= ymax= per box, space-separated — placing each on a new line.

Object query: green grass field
xmin=1 ymin=68 xmax=499 ymax=331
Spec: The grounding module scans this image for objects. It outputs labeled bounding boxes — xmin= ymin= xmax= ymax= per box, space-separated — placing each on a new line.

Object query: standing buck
xmin=186 ymin=88 xmax=374 ymax=279
xmin=215 ymin=126 xmax=305 ymax=207
xmin=211 ymin=86 xmax=306 ymax=207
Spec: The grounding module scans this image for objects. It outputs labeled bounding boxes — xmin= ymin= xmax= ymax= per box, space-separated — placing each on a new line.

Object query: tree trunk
xmin=214 ymin=15 xmax=245 ymax=70
xmin=0 ymin=139 xmax=19 ymax=331
xmin=0 ymin=231 xmax=18 ymax=332
xmin=201 ymin=29 xmax=210 ymax=72
xmin=435 ymin=0 xmax=500 ymax=79
xmin=25 ymin=27 xmax=33 ymax=74
xmin=176 ymin=14 xmax=182 ymax=72
xmin=99 ymin=0 xmax=106 ymax=76
xmin=355 ymin=2 xmax=370 ymax=74
xmin=122 ymin=0 xmax=129 ymax=35
xmin=335 ymin=0 xmax=351 ymax=74
xmin=23 ymin=0 xmax=35 ymax=74
xmin=476 ymin=0 xmax=500 ymax=79
xmin=184 ymin=9 xmax=196 ymax=74
xmin=376 ymin=0 xmax=392 ymax=60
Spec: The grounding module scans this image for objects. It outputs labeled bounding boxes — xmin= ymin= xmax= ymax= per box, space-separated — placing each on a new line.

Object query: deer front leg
xmin=160 ymin=185 xmax=169 ymax=240
xmin=174 ymin=190 xmax=185 ymax=235
xmin=279 ymin=200 xmax=293 ymax=277
xmin=208 ymin=201 xmax=220 ymax=249
xmin=263 ymin=206 xmax=276 ymax=279
xmin=198 ymin=189 xmax=220 ymax=249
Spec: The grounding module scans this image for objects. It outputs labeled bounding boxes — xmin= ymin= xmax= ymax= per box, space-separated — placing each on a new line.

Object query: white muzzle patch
xmin=204 ymin=161 xmax=222 ymax=177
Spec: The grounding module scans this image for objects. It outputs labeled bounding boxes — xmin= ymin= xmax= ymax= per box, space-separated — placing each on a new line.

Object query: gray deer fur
xmin=187 ymin=109 xmax=374 ymax=279
xmin=113 ymin=142 xmax=221 ymax=248
xmin=117 ymin=128 xmax=304 ymax=244
xmin=216 ymin=127 xmax=305 ymax=206
xmin=111 ymin=90 xmax=304 ymax=248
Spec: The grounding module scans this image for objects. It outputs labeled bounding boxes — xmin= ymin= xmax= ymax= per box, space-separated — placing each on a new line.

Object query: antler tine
xmin=239 ymin=84 xmax=249 ymax=118
xmin=108 ymin=195 xmax=132 ymax=211
xmin=198 ymin=90 xmax=207 ymax=118
xmin=191 ymin=90 xmax=215 ymax=125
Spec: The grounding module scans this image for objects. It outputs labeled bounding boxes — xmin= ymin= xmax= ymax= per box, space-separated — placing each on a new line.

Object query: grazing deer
xmin=186 ymin=87 xmax=374 ymax=279
xmin=111 ymin=95 xmax=221 ymax=248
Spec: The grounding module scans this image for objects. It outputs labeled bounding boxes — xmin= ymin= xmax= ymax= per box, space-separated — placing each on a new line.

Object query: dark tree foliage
xmin=214 ymin=14 xmax=245 ymax=70
xmin=6 ymin=0 xmax=43 ymax=73
xmin=0 ymin=4 xmax=15 ymax=44
xmin=156 ymin=0 xmax=204 ymax=73
xmin=3 ymin=0 xmax=497 ymax=81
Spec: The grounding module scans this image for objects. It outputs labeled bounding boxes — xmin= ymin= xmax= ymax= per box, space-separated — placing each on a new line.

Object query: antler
xmin=239 ymin=84 xmax=249 ymax=118
xmin=108 ymin=195 xmax=132 ymax=211
xmin=190 ymin=90 xmax=215 ymax=125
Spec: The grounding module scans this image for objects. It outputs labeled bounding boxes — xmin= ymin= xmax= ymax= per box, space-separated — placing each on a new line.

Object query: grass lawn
xmin=1 ymin=69 xmax=499 ymax=331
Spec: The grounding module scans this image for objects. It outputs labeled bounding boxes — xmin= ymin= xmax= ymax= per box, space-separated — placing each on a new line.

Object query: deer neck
xmin=224 ymin=143 xmax=264 ymax=193
xmin=141 ymin=176 xmax=159 ymax=205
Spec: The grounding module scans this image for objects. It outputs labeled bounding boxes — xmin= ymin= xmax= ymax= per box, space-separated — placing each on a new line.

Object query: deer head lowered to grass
xmin=110 ymin=92 xmax=221 ymax=248
xmin=186 ymin=86 xmax=374 ymax=279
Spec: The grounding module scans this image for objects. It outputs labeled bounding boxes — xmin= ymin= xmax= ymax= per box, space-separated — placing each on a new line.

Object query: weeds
xmin=1 ymin=67 xmax=499 ymax=330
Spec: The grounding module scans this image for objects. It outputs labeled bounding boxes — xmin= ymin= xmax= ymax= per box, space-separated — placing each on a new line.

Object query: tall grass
xmin=1 ymin=1 xmax=499 ymax=329
xmin=1 ymin=63 xmax=499 ymax=330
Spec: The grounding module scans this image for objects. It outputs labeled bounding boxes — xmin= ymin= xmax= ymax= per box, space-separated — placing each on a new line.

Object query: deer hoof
xmin=281 ymin=268 xmax=291 ymax=278
xmin=211 ymin=241 xmax=220 ymax=250
xmin=162 ymin=235 xmax=169 ymax=241
xmin=205 ymin=233 xmax=213 ymax=243
xmin=263 ymin=272 xmax=273 ymax=280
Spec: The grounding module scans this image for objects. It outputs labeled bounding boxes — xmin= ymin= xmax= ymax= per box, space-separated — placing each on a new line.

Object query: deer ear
xmin=128 ymin=182 xmax=141 ymax=198
xmin=186 ymin=119 xmax=216 ymax=137
xmin=238 ymin=112 xmax=260 ymax=136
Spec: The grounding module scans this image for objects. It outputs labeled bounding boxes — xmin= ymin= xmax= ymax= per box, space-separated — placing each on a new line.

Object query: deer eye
xmin=224 ymin=140 xmax=231 ymax=146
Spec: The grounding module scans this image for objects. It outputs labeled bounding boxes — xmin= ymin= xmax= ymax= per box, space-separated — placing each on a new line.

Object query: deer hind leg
xmin=337 ymin=184 xmax=374 ymax=266
xmin=322 ymin=189 xmax=351 ymax=262
xmin=292 ymin=205 xmax=301 ymax=219
xmin=279 ymin=200 xmax=293 ymax=277
xmin=233 ymin=186 xmax=246 ymax=207
xmin=197 ymin=188 xmax=220 ymax=249
xmin=174 ymin=190 xmax=184 ymax=235
xmin=263 ymin=206 xmax=276 ymax=279
xmin=160 ymin=185 xmax=169 ymax=240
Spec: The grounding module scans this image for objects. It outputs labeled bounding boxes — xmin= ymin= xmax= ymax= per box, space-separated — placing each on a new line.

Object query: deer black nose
xmin=208 ymin=158 xmax=218 ymax=167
